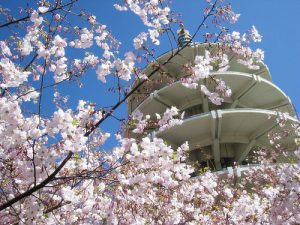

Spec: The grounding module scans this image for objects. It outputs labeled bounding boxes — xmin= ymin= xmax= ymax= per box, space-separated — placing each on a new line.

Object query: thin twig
xmin=0 ymin=0 xmax=78 ymax=29
xmin=0 ymin=152 xmax=73 ymax=211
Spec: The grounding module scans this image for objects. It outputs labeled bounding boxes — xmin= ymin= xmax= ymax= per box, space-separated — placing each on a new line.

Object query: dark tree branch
xmin=0 ymin=0 xmax=79 ymax=29
xmin=0 ymin=0 xmax=219 ymax=212
xmin=84 ymin=0 xmax=218 ymax=137
xmin=0 ymin=152 xmax=73 ymax=211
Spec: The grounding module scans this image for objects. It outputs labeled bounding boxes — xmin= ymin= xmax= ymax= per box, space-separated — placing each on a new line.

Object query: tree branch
xmin=0 ymin=152 xmax=73 ymax=211
xmin=0 ymin=0 xmax=78 ymax=29
xmin=84 ymin=0 xmax=218 ymax=137
xmin=0 ymin=0 xmax=218 ymax=212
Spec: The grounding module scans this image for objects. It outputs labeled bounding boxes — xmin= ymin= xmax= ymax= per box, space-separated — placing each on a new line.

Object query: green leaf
xmin=74 ymin=152 xmax=80 ymax=159
xmin=72 ymin=119 xmax=78 ymax=126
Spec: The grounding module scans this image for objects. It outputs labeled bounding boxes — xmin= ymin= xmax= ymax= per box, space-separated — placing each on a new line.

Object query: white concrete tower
xmin=128 ymin=28 xmax=299 ymax=173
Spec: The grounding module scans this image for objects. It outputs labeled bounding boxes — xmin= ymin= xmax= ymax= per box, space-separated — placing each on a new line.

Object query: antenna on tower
xmin=177 ymin=23 xmax=192 ymax=48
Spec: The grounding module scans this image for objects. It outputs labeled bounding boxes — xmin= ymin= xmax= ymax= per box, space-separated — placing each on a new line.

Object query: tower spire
xmin=177 ymin=23 xmax=192 ymax=47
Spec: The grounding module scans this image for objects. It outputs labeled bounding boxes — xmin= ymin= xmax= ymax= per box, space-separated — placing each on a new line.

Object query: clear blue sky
xmin=1 ymin=1 xmax=299 ymax=150
xmin=76 ymin=1 xmax=300 ymax=111
xmin=80 ymin=0 xmax=300 ymax=149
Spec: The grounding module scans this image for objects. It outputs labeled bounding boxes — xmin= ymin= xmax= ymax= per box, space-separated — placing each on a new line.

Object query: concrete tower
xmin=128 ymin=27 xmax=299 ymax=175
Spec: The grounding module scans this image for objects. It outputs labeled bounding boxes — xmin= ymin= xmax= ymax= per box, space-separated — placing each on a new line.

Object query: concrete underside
xmin=127 ymin=43 xmax=299 ymax=171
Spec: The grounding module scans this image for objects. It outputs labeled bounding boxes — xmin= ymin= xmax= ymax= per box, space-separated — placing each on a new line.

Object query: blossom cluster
xmin=131 ymin=110 xmax=150 ymax=134
xmin=0 ymin=0 xmax=299 ymax=224
xmin=220 ymin=26 xmax=264 ymax=70
xmin=115 ymin=0 xmax=172 ymax=48
xmin=181 ymin=50 xmax=232 ymax=105
xmin=156 ymin=106 xmax=184 ymax=132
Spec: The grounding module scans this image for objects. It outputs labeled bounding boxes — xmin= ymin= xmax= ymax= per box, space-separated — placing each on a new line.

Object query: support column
xmin=234 ymin=139 xmax=256 ymax=163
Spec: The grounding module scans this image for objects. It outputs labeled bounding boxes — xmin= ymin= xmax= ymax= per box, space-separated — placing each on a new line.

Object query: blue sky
xmin=78 ymin=0 xmax=300 ymax=107
xmin=1 ymin=0 xmax=299 ymax=150
xmin=79 ymin=0 xmax=300 ymax=149
xmin=76 ymin=1 xmax=300 ymax=111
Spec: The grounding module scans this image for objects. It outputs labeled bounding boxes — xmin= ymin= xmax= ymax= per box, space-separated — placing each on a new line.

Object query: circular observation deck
xmin=127 ymin=43 xmax=298 ymax=171
xmin=131 ymin=71 xmax=295 ymax=117
xmin=128 ymin=43 xmax=271 ymax=114
xmin=155 ymin=109 xmax=299 ymax=170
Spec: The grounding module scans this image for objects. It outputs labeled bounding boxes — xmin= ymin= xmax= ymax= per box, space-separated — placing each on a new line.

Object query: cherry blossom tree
xmin=0 ymin=0 xmax=299 ymax=224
